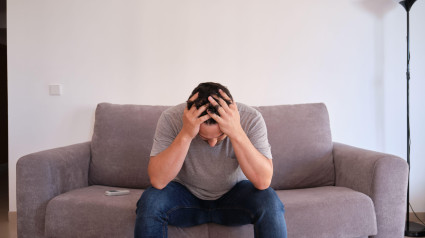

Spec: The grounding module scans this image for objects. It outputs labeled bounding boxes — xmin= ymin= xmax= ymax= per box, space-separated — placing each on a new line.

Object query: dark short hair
xmin=187 ymin=82 xmax=233 ymax=125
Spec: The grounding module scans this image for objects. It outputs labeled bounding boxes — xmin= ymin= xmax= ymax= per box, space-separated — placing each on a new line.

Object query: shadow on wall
xmin=353 ymin=0 xmax=397 ymax=152
xmin=355 ymin=0 xmax=396 ymax=18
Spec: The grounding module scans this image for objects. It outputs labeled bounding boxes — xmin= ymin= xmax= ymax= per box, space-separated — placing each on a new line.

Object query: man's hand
xmin=207 ymin=89 xmax=244 ymax=139
xmin=181 ymin=92 xmax=211 ymax=140
xmin=148 ymin=92 xmax=210 ymax=189
xmin=207 ymin=89 xmax=273 ymax=190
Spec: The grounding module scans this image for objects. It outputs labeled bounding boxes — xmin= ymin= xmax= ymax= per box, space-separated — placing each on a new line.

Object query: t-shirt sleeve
xmin=150 ymin=112 xmax=178 ymax=157
xmin=246 ymin=113 xmax=273 ymax=159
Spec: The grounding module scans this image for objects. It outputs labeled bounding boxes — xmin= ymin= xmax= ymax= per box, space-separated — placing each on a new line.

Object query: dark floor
xmin=0 ymin=163 xmax=16 ymax=238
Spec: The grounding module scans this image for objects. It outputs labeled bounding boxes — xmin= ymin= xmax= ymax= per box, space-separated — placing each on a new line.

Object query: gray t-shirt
xmin=150 ymin=102 xmax=272 ymax=200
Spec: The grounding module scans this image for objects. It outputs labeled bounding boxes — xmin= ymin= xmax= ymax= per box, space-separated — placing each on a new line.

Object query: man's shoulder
xmin=162 ymin=103 xmax=186 ymax=117
xmin=236 ymin=102 xmax=262 ymax=118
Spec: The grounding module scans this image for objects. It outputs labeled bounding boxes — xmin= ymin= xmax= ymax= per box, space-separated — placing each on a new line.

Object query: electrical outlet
xmin=49 ymin=85 xmax=63 ymax=96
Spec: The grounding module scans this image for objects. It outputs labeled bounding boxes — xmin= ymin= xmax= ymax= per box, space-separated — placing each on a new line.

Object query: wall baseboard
xmin=9 ymin=211 xmax=16 ymax=222
xmin=8 ymin=211 xmax=18 ymax=238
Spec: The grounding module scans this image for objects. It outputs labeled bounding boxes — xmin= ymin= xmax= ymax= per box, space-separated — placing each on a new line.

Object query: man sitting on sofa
xmin=134 ymin=82 xmax=287 ymax=238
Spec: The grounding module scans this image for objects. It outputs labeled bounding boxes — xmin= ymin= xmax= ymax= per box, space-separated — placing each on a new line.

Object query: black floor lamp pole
xmin=398 ymin=0 xmax=425 ymax=236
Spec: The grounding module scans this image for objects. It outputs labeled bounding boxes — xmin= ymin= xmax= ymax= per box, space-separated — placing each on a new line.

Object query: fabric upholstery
xmin=16 ymin=103 xmax=409 ymax=238
xmin=255 ymin=103 xmax=334 ymax=189
xmin=46 ymin=185 xmax=244 ymax=238
xmin=280 ymin=186 xmax=376 ymax=238
xmin=333 ymin=143 xmax=409 ymax=238
xmin=45 ymin=185 xmax=375 ymax=238
xmin=90 ymin=103 xmax=334 ymax=190
xmin=89 ymin=103 xmax=169 ymax=188
xmin=45 ymin=185 xmax=142 ymax=238
xmin=16 ymin=142 xmax=91 ymax=238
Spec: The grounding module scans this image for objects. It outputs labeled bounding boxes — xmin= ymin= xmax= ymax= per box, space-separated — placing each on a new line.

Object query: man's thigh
xmin=136 ymin=182 xmax=211 ymax=227
xmin=213 ymin=180 xmax=284 ymax=226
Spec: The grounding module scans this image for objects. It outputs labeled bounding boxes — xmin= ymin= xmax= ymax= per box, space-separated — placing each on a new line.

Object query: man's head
xmin=187 ymin=82 xmax=233 ymax=147
xmin=187 ymin=82 xmax=233 ymax=125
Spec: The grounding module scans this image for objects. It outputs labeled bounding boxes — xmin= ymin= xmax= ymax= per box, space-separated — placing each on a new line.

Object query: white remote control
xmin=105 ymin=190 xmax=130 ymax=196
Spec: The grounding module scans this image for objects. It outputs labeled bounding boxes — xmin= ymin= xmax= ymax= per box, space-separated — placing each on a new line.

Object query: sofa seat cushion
xmin=279 ymin=186 xmax=377 ymax=238
xmin=45 ymin=185 xmax=376 ymax=238
xmin=45 ymin=185 xmax=236 ymax=238
xmin=45 ymin=185 xmax=215 ymax=238
xmin=45 ymin=185 xmax=142 ymax=238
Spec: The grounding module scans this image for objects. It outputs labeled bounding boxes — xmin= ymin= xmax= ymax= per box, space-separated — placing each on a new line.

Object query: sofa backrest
xmin=89 ymin=103 xmax=334 ymax=190
xmin=255 ymin=104 xmax=334 ymax=189
xmin=89 ymin=103 xmax=170 ymax=188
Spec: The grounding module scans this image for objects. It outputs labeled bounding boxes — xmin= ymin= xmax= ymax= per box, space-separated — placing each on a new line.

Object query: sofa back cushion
xmin=89 ymin=103 xmax=170 ymax=188
xmin=90 ymin=102 xmax=334 ymax=189
xmin=255 ymin=103 xmax=334 ymax=189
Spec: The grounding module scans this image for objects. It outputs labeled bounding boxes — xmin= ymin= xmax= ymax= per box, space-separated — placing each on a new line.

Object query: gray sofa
xmin=17 ymin=102 xmax=408 ymax=238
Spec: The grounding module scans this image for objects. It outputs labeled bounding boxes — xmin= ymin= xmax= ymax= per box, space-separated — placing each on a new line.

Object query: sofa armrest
xmin=333 ymin=142 xmax=408 ymax=238
xmin=16 ymin=142 xmax=91 ymax=238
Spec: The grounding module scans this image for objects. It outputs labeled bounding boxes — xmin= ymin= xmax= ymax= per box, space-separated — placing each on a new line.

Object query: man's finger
xmin=208 ymin=96 xmax=225 ymax=113
xmin=210 ymin=96 xmax=229 ymax=116
xmin=208 ymin=96 xmax=221 ymax=107
xmin=207 ymin=110 xmax=223 ymax=123
xmin=195 ymin=104 xmax=209 ymax=117
xmin=218 ymin=89 xmax=232 ymax=103
xmin=186 ymin=92 xmax=199 ymax=110
xmin=216 ymin=97 xmax=230 ymax=111
xmin=198 ymin=114 xmax=211 ymax=123
xmin=188 ymin=92 xmax=199 ymax=102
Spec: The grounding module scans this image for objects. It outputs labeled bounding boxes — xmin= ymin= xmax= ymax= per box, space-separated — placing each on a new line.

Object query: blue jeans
xmin=134 ymin=180 xmax=287 ymax=238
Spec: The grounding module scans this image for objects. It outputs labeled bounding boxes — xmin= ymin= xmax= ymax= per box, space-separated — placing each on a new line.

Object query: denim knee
xmin=136 ymin=186 xmax=172 ymax=218
xmin=250 ymin=187 xmax=284 ymax=215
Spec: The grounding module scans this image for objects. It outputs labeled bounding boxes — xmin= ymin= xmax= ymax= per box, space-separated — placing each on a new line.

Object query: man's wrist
xmin=177 ymin=131 xmax=195 ymax=143
xmin=228 ymin=127 xmax=247 ymax=142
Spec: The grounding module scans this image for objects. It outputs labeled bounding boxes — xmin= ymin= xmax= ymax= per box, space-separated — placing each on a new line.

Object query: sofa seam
xmin=370 ymin=157 xmax=381 ymax=199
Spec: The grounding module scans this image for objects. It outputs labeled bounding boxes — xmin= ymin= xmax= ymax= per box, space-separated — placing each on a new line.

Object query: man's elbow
xmin=149 ymin=178 xmax=168 ymax=190
xmin=253 ymin=159 xmax=274 ymax=190
xmin=253 ymin=178 xmax=272 ymax=190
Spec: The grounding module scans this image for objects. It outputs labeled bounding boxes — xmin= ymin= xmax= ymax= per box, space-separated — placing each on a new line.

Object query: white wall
xmin=7 ymin=0 xmax=425 ymax=212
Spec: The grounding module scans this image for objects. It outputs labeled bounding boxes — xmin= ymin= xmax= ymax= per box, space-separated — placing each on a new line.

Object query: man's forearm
xmin=149 ymin=94 xmax=211 ymax=190
xmin=148 ymin=132 xmax=192 ymax=189
xmin=205 ymin=90 xmax=273 ymax=190
xmin=230 ymin=131 xmax=273 ymax=190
